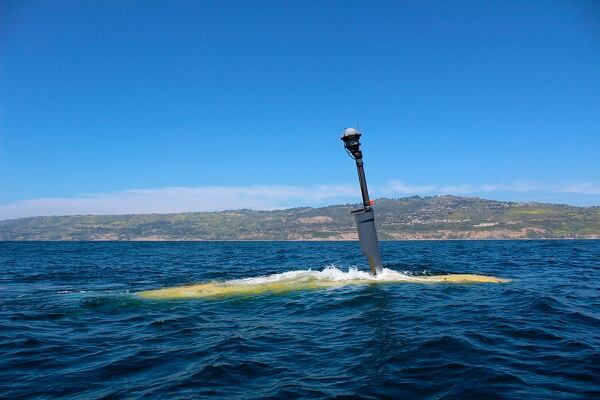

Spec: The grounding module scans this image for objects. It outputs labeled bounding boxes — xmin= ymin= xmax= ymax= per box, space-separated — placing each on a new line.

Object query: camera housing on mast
xmin=341 ymin=128 xmax=363 ymax=159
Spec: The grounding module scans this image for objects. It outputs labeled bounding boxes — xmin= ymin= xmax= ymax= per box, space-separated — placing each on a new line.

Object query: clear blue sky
xmin=1 ymin=1 xmax=599 ymax=219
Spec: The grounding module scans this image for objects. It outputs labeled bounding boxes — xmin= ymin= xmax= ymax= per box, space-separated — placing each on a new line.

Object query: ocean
xmin=1 ymin=240 xmax=598 ymax=399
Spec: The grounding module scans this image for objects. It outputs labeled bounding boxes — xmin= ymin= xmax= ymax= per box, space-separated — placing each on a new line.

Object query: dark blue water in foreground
xmin=1 ymin=241 xmax=599 ymax=399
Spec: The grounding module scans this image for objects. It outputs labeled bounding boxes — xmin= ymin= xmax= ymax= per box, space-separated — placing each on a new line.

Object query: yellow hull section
xmin=138 ymin=268 xmax=510 ymax=300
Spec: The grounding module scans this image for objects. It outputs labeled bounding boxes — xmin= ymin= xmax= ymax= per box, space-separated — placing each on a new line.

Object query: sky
xmin=1 ymin=1 xmax=599 ymax=220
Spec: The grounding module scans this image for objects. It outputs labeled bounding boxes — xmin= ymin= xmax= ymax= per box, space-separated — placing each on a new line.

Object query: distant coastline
xmin=1 ymin=195 xmax=599 ymax=241
xmin=3 ymin=238 xmax=598 ymax=242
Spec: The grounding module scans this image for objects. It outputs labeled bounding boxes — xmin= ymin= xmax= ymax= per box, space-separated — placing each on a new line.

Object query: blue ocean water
xmin=1 ymin=240 xmax=599 ymax=399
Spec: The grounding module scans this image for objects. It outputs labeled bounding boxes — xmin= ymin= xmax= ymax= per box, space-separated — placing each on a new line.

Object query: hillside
xmin=1 ymin=196 xmax=599 ymax=240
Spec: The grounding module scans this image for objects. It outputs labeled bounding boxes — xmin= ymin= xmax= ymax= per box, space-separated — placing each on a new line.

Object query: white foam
xmin=228 ymin=265 xmax=413 ymax=285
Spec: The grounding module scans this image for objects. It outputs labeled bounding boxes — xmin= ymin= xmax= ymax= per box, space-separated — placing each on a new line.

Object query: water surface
xmin=1 ymin=241 xmax=599 ymax=398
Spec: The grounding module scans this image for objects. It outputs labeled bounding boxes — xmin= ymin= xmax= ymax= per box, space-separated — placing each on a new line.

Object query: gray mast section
xmin=341 ymin=128 xmax=383 ymax=275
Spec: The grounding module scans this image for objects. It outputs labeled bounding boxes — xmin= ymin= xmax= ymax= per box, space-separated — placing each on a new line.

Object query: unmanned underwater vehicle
xmin=137 ymin=129 xmax=510 ymax=299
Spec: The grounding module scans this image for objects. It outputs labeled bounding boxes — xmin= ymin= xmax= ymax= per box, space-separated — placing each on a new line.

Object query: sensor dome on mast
xmin=342 ymin=127 xmax=360 ymax=138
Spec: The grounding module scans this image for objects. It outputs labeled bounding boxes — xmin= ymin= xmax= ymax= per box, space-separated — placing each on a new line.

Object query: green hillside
xmin=1 ymin=196 xmax=599 ymax=240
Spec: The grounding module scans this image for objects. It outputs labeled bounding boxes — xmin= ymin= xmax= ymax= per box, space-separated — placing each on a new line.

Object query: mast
xmin=341 ymin=128 xmax=383 ymax=275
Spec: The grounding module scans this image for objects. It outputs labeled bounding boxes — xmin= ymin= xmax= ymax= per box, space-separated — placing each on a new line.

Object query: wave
xmin=138 ymin=266 xmax=510 ymax=299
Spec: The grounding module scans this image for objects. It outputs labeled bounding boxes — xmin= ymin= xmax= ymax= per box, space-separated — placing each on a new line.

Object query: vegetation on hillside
xmin=1 ymin=196 xmax=599 ymax=240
